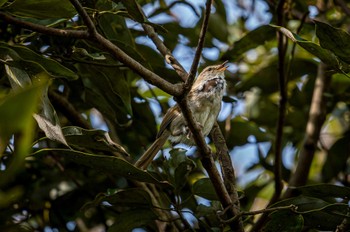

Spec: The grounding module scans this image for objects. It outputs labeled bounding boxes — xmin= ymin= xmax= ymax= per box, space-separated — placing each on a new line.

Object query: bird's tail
xmin=135 ymin=131 xmax=169 ymax=170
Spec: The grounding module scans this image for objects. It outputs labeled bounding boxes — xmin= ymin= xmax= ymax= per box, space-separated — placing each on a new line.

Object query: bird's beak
xmin=217 ymin=60 xmax=229 ymax=71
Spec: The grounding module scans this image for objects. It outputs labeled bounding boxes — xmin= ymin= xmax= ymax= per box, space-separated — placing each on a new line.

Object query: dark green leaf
xmin=192 ymin=178 xmax=218 ymax=200
xmin=236 ymin=58 xmax=318 ymax=94
xmin=222 ymin=25 xmax=276 ymax=61
xmin=315 ymin=20 xmax=350 ymax=64
xmin=120 ymin=0 xmax=145 ymax=23
xmin=108 ymin=209 xmax=158 ymax=232
xmin=322 ymin=132 xmax=350 ymax=182
xmin=225 ymin=117 xmax=271 ymax=147
xmin=0 ymin=43 xmax=78 ymax=80
xmin=276 ymin=26 xmax=343 ymax=72
xmin=272 ymin=196 xmax=349 ymax=230
xmin=292 ymin=184 xmax=350 ymax=199
xmin=62 ymin=126 xmax=129 ymax=156
xmin=77 ymin=64 xmax=131 ymax=126
xmin=0 ymin=84 xmax=44 ymax=187
xmin=264 ymin=210 xmax=303 ymax=232
xmin=32 ymin=149 xmax=170 ymax=186
xmin=5 ymin=0 xmax=76 ymax=19
xmin=173 ymin=152 xmax=195 ymax=191
xmin=82 ymin=188 xmax=152 ymax=211
xmin=208 ymin=12 xmax=228 ymax=42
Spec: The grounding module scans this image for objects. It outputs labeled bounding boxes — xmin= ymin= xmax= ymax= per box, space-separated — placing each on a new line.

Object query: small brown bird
xmin=135 ymin=61 xmax=228 ymax=169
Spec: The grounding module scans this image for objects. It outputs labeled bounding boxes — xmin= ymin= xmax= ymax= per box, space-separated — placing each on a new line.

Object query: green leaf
xmin=5 ymin=0 xmax=76 ymax=19
xmin=315 ymin=21 xmax=350 ymax=64
xmin=275 ymin=26 xmax=343 ymax=72
xmin=0 ymin=0 xmax=9 ymax=7
xmin=32 ymin=149 xmax=170 ymax=186
xmin=292 ymin=184 xmax=350 ymax=199
xmin=120 ymin=0 xmax=146 ymax=23
xmin=82 ymin=188 xmax=152 ymax=211
xmin=0 ymin=43 xmax=78 ymax=80
xmin=108 ymin=209 xmax=158 ymax=232
xmin=208 ymin=12 xmax=228 ymax=42
xmin=225 ymin=117 xmax=271 ymax=147
xmin=236 ymin=58 xmax=318 ymax=94
xmin=77 ymin=64 xmax=132 ymax=126
xmin=223 ymin=25 xmax=276 ymax=61
xmin=192 ymin=178 xmax=218 ymax=200
xmin=264 ymin=210 xmax=303 ymax=232
xmin=0 ymin=84 xmax=44 ymax=188
xmin=62 ymin=126 xmax=129 ymax=156
xmin=170 ymin=149 xmax=195 ymax=191
xmin=322 ymin=132 xmax=350 ymax=182
xmin=272 ymin=196 xmax=349 ymax=230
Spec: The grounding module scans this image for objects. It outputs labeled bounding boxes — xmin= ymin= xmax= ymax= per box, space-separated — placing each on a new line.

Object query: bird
xmin=135 ymin=61 xmax=228 ymax=170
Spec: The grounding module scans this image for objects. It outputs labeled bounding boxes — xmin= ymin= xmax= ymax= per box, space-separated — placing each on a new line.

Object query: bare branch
xmin=211 ymin=123 xmax=244 ymax=230
xmin=273 ymin=0 xmax=288 ymax=201
xmin=283 ymin=63 xmax=331 ymax=198
xmin=48 ymin=90 xmax=91 ymax=129
xmin=185 ymin=0 xmax=212 ymax=90
xmin=68 ymin=0 xmax=97 ymax=36
xmin=0 ymin=12 xmax=89 ymax=39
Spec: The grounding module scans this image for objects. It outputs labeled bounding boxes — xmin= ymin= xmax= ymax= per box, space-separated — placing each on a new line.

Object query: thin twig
xmin=249 ymin=1 xmax=287 ymax=231
xmin=185 ymin=0 xmax=212 ymax=91
xmin=142 ymin=24 xmax=188 ymax=81
xmin=68 ymin=0 xmax=97 ymax=36
xmin=274 ymin=0 xmax=287 ymax=202
xmin=219 ymin=204 xmax=297 ymax=224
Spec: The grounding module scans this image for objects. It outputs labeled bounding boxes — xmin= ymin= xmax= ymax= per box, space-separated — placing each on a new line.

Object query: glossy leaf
xmin=0 ymin=84 xmax=43 ymax=187
xmin=315 ymin=21 xmax=350 ymax=64
xmin=225 ymin=117 xmax=271 ymax=147
xmin=32 ymin=149 xmax=170 ymax=185
xmin=192 ymin=178 xmax=218 ymax=200
xmin=172 ymin=149 xmax=195 ymax=190
xmin=120 ymin=0 xmax=146 ymax=23
xmin=82 ymin=188 xmax=152 ymax=211
xmin=272 ymin=196 xmax=349 ymax=230
xmin=223 ymin=25 xmax=276 ymax=61
xmin=322 ymin=132 xmax=350 ymax=182
xmin=5 ymin=0 xmax=76 ymax=19
xmin=264 ymin=210 xmax=303 ymax=232
xmin=276 ymin=26 xmax=343 ymax=72
xmin=292 ymin=184 xmax=350 ymax=199
xmin=0 ymin=43 xmax=78 ymax=80
xmin=62 ymin=126 xmax=129 ymax=156
xmin=108 ymin=209 xmax=158 ymax=231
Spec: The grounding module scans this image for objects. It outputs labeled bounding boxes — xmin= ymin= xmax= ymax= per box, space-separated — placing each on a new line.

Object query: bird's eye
xmin=207 ymin=67 xmax=213 ymax=71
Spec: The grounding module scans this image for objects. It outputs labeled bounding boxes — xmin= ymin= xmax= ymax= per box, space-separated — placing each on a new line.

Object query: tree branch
xmin=174 ymin=1 xmax=244 ymax=231
xmin=48 ymin=90 xmax=91 ymax=129
xmin=142 ymin=24 xmax=188 ymax=81
xmin=250 ymin=1 xmax=287 ymax=231
xmin=68 ymin=0 xmax=97 ymax=36
xmin=283 ymin=63 xmax=331 ymax=198
xmin=0 ymin=12 xmax=89 ymax=38
xmin=211 ymin=123 xmax=244 ymax=229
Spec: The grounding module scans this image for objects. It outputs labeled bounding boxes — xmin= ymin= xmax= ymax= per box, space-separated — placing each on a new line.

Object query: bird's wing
xmin=157 ymin=105 xmax=181 ymax=138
